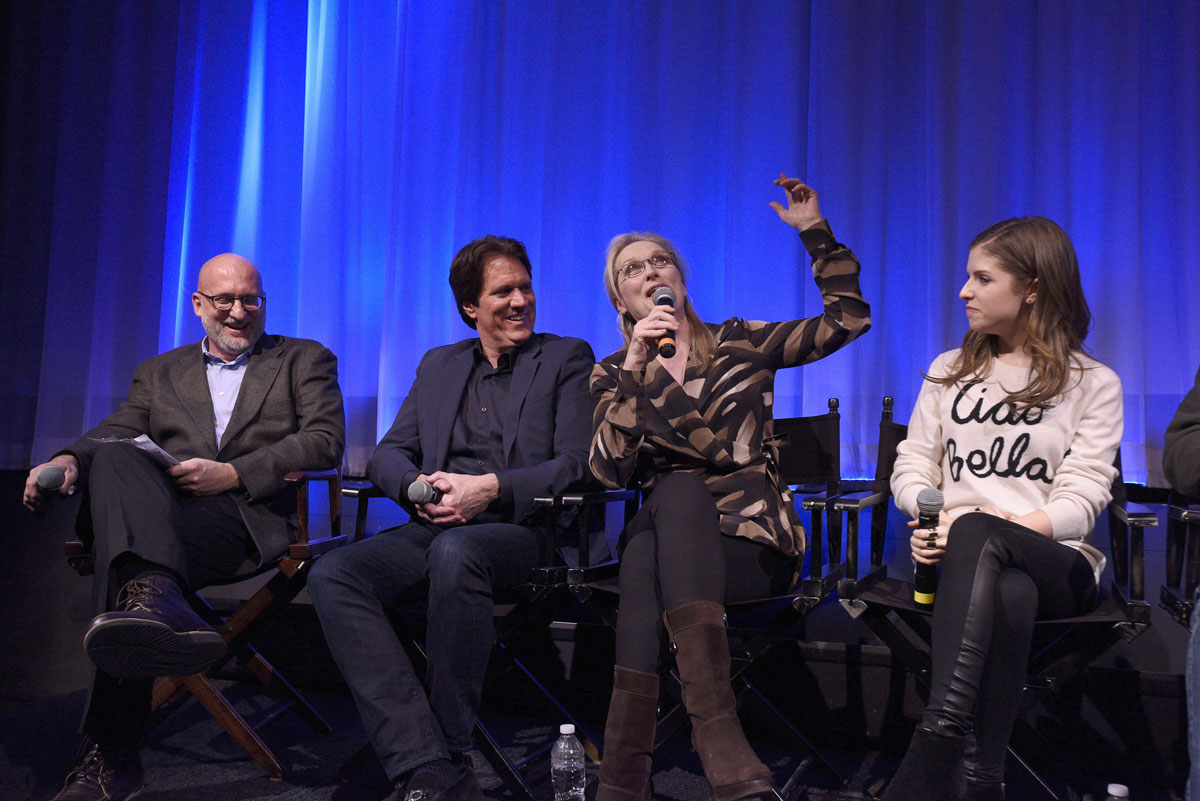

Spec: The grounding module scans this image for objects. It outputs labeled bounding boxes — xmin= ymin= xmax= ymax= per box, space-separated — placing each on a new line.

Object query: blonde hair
xmin=931 ymin=216 xmax=1093 ymax=408
xmin=603 ymin=232 xmax=716 ymax=369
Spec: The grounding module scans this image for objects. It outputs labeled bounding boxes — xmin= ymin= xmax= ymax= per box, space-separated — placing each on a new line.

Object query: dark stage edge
xmin=0 ymin=682 xmax=1181 ymax=801
xmin=0 ymin=683 xmax=880 ymax=801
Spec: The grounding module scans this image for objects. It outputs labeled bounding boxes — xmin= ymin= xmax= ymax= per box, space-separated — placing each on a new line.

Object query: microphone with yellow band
xmin=914 ymin=487 xmax=944 ymax=607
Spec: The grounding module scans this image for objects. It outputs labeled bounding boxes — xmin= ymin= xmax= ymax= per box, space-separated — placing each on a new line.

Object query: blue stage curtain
xmin=17 ymin=0 xmax=1199 ymax=484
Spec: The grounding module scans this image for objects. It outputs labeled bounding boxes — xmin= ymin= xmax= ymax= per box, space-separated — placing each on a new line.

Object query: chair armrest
xmin=284 ymin=469 xmax=339 ymax=482
xmin=290 ymin=535 xmax=346 ymax=560
xmin=342 ymin=481 xmax=386 ymax=499
xmin=799 ymin=490 xmax=842 ymax=512
xmin=533 ymin=489 xmax=637 ymax=508
xmin=284 ymin=468 xmax=342 ymax=552
xmin=340 ymin=480 xmax=387 ymax=542
xmin=64 ymin=540 xmax=95 ymax=576
xmin=1171 ymin=503 xmax=1200 ymax=525
xmin=831 ymin=490 xmax=888 ymax=513
xmin=1111 ymin=502 xmax=1160 ymax=529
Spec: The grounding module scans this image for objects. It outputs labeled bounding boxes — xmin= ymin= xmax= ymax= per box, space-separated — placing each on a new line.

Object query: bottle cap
xmin=1106 ymin=785 xmax=1128 ymax=798
xmin=560 ymin=723 xmax=575 ymax=735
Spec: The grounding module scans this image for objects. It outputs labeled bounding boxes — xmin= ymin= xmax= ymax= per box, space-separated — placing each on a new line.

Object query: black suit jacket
xmin=367 ymin=333 xmax=594 ymax=527
xmin=66 ymin=334 xmax=346 ymax=565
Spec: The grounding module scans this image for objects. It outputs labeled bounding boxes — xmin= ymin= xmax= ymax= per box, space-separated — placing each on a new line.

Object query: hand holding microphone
xmin=651 ymin=286 xmax=677 ymax=358
xmin=913 ymin=487 xmax=945 ymax=607
xmin=23 ymin=456 xmax=80 ymax=512
xmin=407 ymin=479 xmax=444 ymax=505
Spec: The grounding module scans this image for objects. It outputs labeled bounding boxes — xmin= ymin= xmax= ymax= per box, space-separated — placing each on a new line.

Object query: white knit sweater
xmin=891 ymin=350 xmax=1123 ymax=583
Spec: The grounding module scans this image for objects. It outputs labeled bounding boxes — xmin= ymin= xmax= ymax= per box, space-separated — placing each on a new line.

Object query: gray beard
xmin=204 ymin=318 xmax=260 ymax=356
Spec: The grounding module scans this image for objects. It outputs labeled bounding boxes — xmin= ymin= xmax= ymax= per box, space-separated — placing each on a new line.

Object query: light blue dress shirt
xmin=202 ymin=339 xmax=252 ymax=448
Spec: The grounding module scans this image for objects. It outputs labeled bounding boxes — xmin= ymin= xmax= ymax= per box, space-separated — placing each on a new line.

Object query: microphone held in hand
xmin=651 ymin=286 xmax=677 ymax=358
xmin=914 ymin=487 xmax=944 ymax=607
xmin=407 ymin=479 xmax=444 ymax=505
xmin=37 ymin=465 xmax=77 ymax=496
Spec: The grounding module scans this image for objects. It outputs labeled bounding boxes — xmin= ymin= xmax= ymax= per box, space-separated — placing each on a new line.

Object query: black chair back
xmin=772 ymin=398 xmax=841 ymax=493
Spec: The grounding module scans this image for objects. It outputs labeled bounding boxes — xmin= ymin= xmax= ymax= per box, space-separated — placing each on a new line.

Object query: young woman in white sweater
xmin=882 ymin=217 xmax=1123 ymax=801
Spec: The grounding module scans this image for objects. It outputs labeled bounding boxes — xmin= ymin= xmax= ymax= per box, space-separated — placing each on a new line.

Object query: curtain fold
xmin=10 ymin=0 xmax=1197 ymax=484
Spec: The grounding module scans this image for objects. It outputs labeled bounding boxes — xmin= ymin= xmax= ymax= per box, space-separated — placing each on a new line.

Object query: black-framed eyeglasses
xmin=198 ymin=292 xmax=266 ymax=311
xmin=617 ymin=253 xmax=675 ymax=282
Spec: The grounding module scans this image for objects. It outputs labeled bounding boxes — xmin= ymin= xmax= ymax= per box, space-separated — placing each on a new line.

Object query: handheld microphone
xmin=407 ymin=479 xmax=444 ymax=505
xmin=651 ymin=286 xmax=677 ymax=358
xmin=37 ymin=465 xmax=77 ymax=496
xmin=913 ymin=487 xmax=944 ymax=607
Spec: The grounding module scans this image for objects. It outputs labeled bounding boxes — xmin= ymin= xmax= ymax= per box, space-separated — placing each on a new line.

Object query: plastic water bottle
xmin=1103 ymin=784 xmax=1129 ymax=801
xmin=551 ymin=723 xmax=586 ymax=801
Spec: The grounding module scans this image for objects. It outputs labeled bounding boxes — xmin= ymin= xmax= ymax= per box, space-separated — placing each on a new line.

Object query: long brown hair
xmin=603 ymin=232 xmax=717 ymax=369
xmin=931 ymin=216 xmax=1092 ymax=408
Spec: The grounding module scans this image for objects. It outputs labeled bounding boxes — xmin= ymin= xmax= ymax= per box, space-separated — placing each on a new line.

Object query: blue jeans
xmin=307 ymin=519 xmax=540 ymax=782
xmin=1188 ymin=585 xmax=1200 ymax=801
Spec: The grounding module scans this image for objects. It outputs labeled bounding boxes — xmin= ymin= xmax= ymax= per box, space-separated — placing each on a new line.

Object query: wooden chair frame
xmin=66 ymin=469 xmax=344 ymax=780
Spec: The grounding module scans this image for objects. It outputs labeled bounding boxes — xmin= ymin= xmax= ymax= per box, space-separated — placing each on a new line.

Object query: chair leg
xmin=241 ymin=648 xmax=332 ymax=736
xmin=181 ymin=673 xmax=284 ymax=780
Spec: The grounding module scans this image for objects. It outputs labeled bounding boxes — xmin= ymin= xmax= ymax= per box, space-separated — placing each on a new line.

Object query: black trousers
xmin=614 ymin=473 xmax=795 ymax=673
xmin=80 ymin=442 xmax=256 ymax=745
xmin=923 ymin=512 xmax=1098 ymax=785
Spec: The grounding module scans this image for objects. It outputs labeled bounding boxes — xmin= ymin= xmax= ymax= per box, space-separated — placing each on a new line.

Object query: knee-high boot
xmin=663 ymin=601 xmax=774 ymax=801
xmin=596 ymin=667 xmax=660 ymax=801
xmin=880 ymin=726 xmax=966 ymax=801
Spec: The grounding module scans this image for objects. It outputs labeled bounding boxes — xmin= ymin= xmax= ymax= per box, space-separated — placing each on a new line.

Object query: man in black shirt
xmin=307 ymin=236 xmax=594 ymax=801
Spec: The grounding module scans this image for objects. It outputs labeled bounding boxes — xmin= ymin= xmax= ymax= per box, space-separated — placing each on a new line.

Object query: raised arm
xmin=743 ymin=176 xmax=871 ymax=370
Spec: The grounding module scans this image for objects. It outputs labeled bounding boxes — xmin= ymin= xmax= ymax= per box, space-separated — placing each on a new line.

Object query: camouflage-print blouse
xmin=589 ymin=221 xmax=870 ymax=557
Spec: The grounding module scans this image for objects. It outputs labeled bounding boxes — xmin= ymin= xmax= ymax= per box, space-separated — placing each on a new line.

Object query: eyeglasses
xmin=617 ymin=253 xmax=675 ymax=282
xmin=198 ymin=292 xmax=266 ymax=311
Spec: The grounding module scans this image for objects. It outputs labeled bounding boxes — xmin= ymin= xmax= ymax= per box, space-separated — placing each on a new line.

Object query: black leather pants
xmin=922 ymin=512 xmax=1097 ymax=784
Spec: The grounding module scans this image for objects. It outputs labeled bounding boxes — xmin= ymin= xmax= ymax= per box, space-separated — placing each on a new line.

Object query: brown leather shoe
xmin=84 ymin=574 xmax=226 ymax=679
xmin=664 ymin=601 xmax=774 ymax=801
xmin=386 ymin=767 xmax=483 ymax=801
xmin=51 ymin=740 xmax=144 ymax=801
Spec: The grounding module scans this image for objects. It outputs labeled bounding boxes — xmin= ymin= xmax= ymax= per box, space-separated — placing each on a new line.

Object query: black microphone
xmin=913 ymin=487 xmax=944 ymax=607
xmin=407 ymin=479 xmax=444 ymax=505
xmin=37 ymin=465 xmax=77 ymax=496
xmin=651 ymin=286 xmax=677 ymax=358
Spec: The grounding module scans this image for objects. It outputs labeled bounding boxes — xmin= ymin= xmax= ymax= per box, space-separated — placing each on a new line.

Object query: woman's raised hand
xmin=769 ymin=173 xmax=823 ymax=231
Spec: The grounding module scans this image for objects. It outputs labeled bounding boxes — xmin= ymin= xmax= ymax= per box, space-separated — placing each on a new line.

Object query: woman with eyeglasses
xmin=882 ymin=217 xmax=1122 ymax=801
xmin=590 ymin=175 xmax=870 ymax=801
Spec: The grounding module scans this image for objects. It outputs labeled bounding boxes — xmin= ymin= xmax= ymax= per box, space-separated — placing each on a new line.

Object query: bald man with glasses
xmin=24 ymin=252 xmax=345 ymax=801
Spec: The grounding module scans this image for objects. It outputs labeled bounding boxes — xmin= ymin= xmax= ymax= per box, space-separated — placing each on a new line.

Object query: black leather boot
xmin=880 ymin=726 xmax=966 ymax=801
xmin=963 ymin=782 xmax=1005 ymax=801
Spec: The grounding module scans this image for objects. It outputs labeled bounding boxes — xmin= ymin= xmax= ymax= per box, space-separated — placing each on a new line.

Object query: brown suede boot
xmin=596 ymin=667 xmax=660 ymax=801
xmin=664 ymin=601 xmax=774 ymax=801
